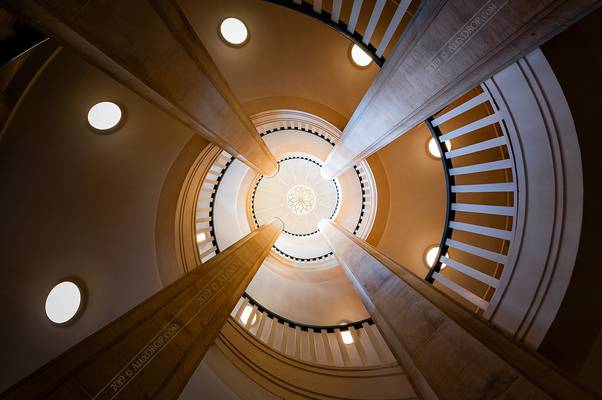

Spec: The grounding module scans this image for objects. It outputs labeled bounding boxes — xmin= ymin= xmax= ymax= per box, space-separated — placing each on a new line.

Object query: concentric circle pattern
xmin=252 ymin=156 xmax=338 ymax=236
xmin=287 ymin=185 xmax=316 ymax=215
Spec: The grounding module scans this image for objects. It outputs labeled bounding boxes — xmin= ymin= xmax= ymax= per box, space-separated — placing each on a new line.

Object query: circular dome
xmin=252 ymin=156 xmax=339 ymax=236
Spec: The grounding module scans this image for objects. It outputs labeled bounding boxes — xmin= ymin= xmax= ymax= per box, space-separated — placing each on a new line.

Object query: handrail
xmin=195 ymin=149 xmax=234 ymax=262
xmin=351 ymin=160 xmax=377 ymax=239
xmin=242 ymin=292 xmax=373 ymax=332
xmin=252 ymin=110 xmax=378 ymax=241
xmin=250 ymin=155 xmax=340 ymax=238
xmin=425 ymin=116 xmax=455 ymax=283
xmin=230 ymin=295 xmax=397 ymax=367
xmin=423 ymin=85 xmax=517 ymax=314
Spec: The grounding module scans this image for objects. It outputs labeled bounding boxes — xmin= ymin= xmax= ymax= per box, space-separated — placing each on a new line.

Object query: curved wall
xmin=371 ymin=48 xmax=585 ymax=350
xmin=181 ymin=345 xmax=279 ymax=400
xmin=214 ymin=158 xmax=254 ymax=251
xmin=484 ymin=49 xmax=583 ymax=348
xmin=537 ymin=10 xmax=602 ymax=395
xmin=246 ymin=256 xmax=369 ymax=325
xmin=0 ymin=48 xmax=197 ymax=391
xmin=179 ymin=0 xmax=379 ymax=121
xmin=371 ymin=122 xmax=447 ymax=279
xmin=155 ymin=134 xmax=210 ymax=285
xmin=213 ymin=318 xmax=417 ymax=400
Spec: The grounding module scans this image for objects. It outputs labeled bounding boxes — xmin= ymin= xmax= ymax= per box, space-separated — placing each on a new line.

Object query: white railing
xmin=194 ymin=149 xmax=233 ymax=263
xmin=352 ymin=160 xmax=377 ymax=239
xmin=197 ymin=116 xmax=387 ymax=367
xmin=425 ymin=84 xmax=517 ymax=314
xmin=230 ymin=294 xmax=397 ymax=368
xmin=253 ymin=109 xmax=341 ymax=146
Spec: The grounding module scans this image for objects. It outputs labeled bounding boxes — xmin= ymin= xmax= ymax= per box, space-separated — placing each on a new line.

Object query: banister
xmin=241 ymin=292 xmax=374 ymax=333
xmin=425 ymin=115 xmax=455 ymax=283
xmin=423 ymin=85 xmax=517 ymax=314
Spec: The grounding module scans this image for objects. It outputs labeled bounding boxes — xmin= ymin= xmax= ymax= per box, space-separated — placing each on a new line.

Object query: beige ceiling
xmin=178 ymin=0 xmax=380 ymax=127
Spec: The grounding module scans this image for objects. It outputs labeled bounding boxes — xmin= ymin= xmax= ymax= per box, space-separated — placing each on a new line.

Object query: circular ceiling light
xmin=219 ymin=17 xmax=249 ymax=46
xmin=45 ymin=281 xmax=83 ymax=324
xmin=87 ymin=101 xmax=122 ymax=132
xmin=427 ymin=137 xmax=452 ymax=158
xmin=425 ymin=246 xmax=448 ymax=269
xmin=287 ymin=184 xmax=317 ymax=216
xmin=350 ymin=44 xmax=372 ymax=68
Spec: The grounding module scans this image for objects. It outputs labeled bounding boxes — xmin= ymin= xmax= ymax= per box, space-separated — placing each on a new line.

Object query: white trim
xmin=482 ymin=48 xmax=583 ymax=349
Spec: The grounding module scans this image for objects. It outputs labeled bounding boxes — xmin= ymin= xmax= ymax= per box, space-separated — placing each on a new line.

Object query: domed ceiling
xmin=252 ymin=155 xmax=339 ymax=236
xmin=203 ymin=110 xmax=377 ymax=323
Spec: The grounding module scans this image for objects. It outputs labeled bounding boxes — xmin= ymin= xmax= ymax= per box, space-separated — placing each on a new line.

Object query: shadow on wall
xmin=539 ymin=6 xmax=602 ymax=396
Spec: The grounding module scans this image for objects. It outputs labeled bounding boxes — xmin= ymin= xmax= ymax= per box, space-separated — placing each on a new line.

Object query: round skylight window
xmin=87 ymin=101 xmax=122 ymax=132
xmin=427 ymin=137 xmax=452 ymax=158
xmin=45 ymin=281 xmax=83 ymax=324
xmin=219 ymin=17 xmax=249 ymax=46
xmin=287 ymin=184 xmax=316 ymax=216
xmin=350 ymin=44 xmax=372 ymax=68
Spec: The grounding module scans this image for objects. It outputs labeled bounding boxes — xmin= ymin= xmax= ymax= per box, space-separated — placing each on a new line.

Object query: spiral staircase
xmin=0 ymin=1 xmax=599 ymax=400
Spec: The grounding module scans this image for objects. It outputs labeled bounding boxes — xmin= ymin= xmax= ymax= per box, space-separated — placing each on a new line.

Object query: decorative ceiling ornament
xmin=287 ymin=184 xmax=316 ymax=215
xmin=251 ymin=155 xmax=339 ymax=236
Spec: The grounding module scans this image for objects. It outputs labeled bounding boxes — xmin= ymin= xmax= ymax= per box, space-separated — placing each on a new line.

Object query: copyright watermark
xmin=425 ymin=0 xmax=509 ymax=74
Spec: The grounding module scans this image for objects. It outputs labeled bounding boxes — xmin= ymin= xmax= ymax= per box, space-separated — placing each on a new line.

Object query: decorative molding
xmin=483 ymin=48 xmax=583 ymax=349
xmin=214 ymin=319 xmax=417 ymax=399
xmin=209 ymin=156 xmax=235 ymax=254
xmin=242 ymin=292 xmax=373 ymax=332
xmin=175 ymin=144 xmax=222 ymax=274
xmin=352 ymin=160 xmax=378 ymax=240
xmin=251 ymin=109 xmax=342 ymax=145
xmin=250 ymin=155 xmax=340 ymax=237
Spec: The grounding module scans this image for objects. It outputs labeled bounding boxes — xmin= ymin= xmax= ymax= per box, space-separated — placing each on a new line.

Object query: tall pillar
xmin=4 ymin=0 xmax=278 ymax=176
xmin=318 ymin=220 xmax=594 ymax=400
xmin=1 ymin=221 xmax=282 ymax=400
xmin=322 ymin=0 xmax=599 ymax=178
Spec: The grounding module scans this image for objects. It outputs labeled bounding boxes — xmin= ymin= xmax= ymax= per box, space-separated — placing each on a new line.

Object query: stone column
xmin=4 ymin=0 xmax=278 ymax=176
xmin=322 ymin=0 xmax=599 ymax=178
xmin=1 ymin=221 xmax=282 ymax=400
xmin=318 ymin=220 xmax=594 ymax=400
